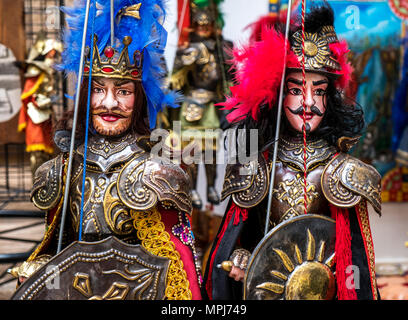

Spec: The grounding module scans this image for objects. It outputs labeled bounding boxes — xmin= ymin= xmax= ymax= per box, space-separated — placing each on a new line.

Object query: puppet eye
xmin=314 ymin=89 xmax=326 ymax=96
xmin=289 ymin=88 xmax=302 ymax=95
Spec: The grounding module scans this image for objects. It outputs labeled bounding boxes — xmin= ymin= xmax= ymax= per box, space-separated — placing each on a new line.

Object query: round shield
xmin=244 ymin=214 xmax=336 ymax=300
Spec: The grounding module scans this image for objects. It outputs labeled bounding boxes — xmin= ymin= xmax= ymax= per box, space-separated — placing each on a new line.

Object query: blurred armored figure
xmin=170 ymin=1 xmax=233 ymax=209
xmin=17 ymin=32 xmax=62 ymax=177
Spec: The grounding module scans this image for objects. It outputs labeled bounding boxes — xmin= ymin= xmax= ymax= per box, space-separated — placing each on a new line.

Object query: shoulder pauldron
xmin=117 ymin=154 xmax=193 ymax=215
xmin=31 ymin=153 xmax=66 ymax=210
xmin=321 ymin=153 xmax=381 ymax=215
xmin=221 ymin=154 xmax=269 ymax=208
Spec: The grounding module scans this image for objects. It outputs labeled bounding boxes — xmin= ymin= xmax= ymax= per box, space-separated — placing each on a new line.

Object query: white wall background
xmin=369 ymin=204 xmax=408 ymax=271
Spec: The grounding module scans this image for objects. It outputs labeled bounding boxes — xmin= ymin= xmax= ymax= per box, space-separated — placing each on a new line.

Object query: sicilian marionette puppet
xmin=169 ymin=1 xmax=233 ymax=209
xmin=17 ymin=32 xmax=62 ymax=178
xmin=10 ymin=0 xmax=202 ymax=300
xmin=203 ymin=3 xmax=382 ymax=300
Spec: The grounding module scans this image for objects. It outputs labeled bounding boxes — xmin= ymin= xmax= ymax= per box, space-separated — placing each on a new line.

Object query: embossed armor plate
xmin=11 ymin=236 xmax=170 ymax=300
xmin=244 ymin=215 xmax=336 ymax=300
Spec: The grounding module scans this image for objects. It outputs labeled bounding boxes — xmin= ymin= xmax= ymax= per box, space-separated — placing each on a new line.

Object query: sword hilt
xmin=216 ymin=260 xmax=233 ymax=272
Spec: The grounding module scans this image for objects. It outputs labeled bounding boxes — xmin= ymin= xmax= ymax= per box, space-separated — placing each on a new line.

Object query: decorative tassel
xmin=205 ymin=202 xmax=248 ymax=299
xmin=232 ymin=203 xmax=248 ymax=226
xmin=330 ymin=204 xmax=358 ymax=300
xmin=216 ymin=202 xmax=248 ymax=241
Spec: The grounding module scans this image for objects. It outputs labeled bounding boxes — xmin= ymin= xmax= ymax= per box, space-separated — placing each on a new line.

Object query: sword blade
xmin=264 ymin=0 xmax=293 ymax=236
xmin=57 ymin=0 xmax=92 ymax=253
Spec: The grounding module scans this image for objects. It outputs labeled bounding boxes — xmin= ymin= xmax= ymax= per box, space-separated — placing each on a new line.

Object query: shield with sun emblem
xmin=244 ymin=214 xmax=336 ymax=300
xmin=11 ymin=236 xmax=170 ymax=300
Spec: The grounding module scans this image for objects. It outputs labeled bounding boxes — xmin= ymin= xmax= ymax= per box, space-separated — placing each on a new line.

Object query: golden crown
xmin=83 ymin=35 xmax=143 ymax=81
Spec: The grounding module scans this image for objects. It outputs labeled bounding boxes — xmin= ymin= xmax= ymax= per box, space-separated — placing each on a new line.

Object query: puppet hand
xmin=19 ymin=276 xmax=27 ymax=284
xmin=228 ymin=266 xmax=246 ymax=282
xmin=227 ymin=248 xmax=252 ymax=282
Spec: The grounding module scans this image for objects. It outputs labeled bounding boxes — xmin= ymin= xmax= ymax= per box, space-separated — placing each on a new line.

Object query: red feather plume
xmin=220 ymin=25 xmax=299 ymax=123
xmin=220 ymin=12 xmax=352 ymax=124
xmin=329 ymin=40 xmax=354 ymax=91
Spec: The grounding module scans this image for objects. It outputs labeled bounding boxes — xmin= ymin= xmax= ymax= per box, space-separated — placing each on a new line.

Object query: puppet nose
xmin=102 ymin=89 xmax=119 ymax=109
xmin=304 ymin=88 xmax=315 ymax=109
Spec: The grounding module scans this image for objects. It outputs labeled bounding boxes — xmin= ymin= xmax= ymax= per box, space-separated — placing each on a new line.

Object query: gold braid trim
xmin=357 ymin=200 xmax=378 ymax=300
xmin=132 ymin=208 xmax=192 ymax=300
xmin=27 ymin=156 xmax=67 ymax=262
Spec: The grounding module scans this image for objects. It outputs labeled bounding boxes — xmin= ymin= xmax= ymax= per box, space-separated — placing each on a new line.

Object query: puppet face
xmin=91 ymin=77 xmax=136 ymax=137
xmin=195 ymin=23 xmax=214 ymax=38
xmin=283 ymin=72 xmax=328 ymax=133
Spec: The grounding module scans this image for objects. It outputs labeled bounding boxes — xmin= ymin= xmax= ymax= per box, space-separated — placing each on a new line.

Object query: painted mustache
xmin=92 ymin=106 xmax=131 ymax=118
xmin=286 ymin=105 xmax=324 ymax=117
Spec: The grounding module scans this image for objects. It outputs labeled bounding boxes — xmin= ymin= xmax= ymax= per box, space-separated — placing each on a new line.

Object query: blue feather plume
xmin=58 ymin=0 xmax=179 ymax=129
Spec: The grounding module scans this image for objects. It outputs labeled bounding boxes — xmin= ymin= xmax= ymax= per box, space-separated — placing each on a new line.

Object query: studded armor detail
xmin=31 ymin=152 xmax=66 ymax=210
xmin=321 ymin=152 xmax=381 ymax=214
xmin=221 ymin=153 xmax=269 ymax=208
xmin=31 ymin=133 xmax=193 ymax=243
xmin=221 ymin=135 xmax=381 ymax=226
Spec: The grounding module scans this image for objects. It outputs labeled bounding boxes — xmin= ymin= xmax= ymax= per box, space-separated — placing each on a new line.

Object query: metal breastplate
xmin=269 ymin=136 xmax=336 ymax=226
xmin=68 ymin=133 xmax=145 ymax=243
xmin=191 ymin=41 xmax=220 ymax=91
xmin=270 ymin=162 xmax=328 ymax=225
xmin=221 ymin=135 xmax=381 ymax=230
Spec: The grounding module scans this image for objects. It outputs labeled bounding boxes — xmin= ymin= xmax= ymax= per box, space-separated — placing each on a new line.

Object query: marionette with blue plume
xmin=58 ymin=0 xmax=179 ymax=129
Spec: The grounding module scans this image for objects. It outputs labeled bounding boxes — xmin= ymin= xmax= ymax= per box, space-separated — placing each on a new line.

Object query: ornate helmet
xmin=191 ymin=4 xmax=215 ymax=26
xmin=288 ymin=5 xmax=350 ymax=82
xmin=58 ymin=0 xmax=179 ymax=129
xmin=24 ymin=31 xmax=62 ymax=77
xmin=190 ymin=0 xmax=225 ymax=28
xmin=221 ymin=4 xmax=353 ymax=123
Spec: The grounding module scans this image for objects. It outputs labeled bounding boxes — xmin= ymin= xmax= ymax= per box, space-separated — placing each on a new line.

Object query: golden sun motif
xmin=292 ymin=31 xmax=331 ymax=70
xmin=256 ymin=229 xmax=336 ymax=300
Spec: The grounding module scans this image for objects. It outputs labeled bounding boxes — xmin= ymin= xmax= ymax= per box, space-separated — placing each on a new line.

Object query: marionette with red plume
xmin=221 ymin=4 xmax=354 ymax=125
xmin=213 ymin=4 xmax=369 ymax=301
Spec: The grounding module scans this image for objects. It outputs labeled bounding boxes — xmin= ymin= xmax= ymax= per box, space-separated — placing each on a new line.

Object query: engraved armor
xmin=321 ymin=152 xmax=381 ymax=214
xmin=221 ymin=153 xmax=269 ymax=208
xmin=31 ymin=153 xmax=65 ymax=210
xmin=32 ymin=133 xmax=193 ymax=244
xmin=221 ymin=135 xmax=381 ymax=226
xmin=270 ymin=136 xmax=336 ymax=224
xmin=173 ymin=40 xmax=221 ymax=92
